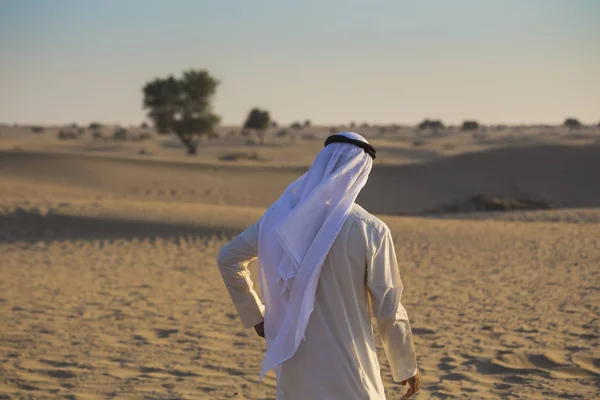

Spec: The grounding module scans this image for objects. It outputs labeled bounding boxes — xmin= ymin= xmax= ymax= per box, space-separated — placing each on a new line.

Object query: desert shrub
xmin=138 ymin=132 xmax=152 ymax=141
xmin=113 ymin=128 xmax=128 ymax=140
xmin=140 ymin=122 xmax=149 ymax=128
xmin=417 ymin=119 xmax=444 ymax=130
xmin=349 ymin=121 xmax=356 ymax=128
xmin=360 ymin=122 xmax=370 ymax=128
xmin=301 ymin=132 xmax=316 ymax=140
xmin=245 ymin=138 xmax=257 ymax=146
xmin=271 ymin=121 xmax=278 ymax=128
xmin=378 ymin=126 xmax=387 ymax=135
xmin=277 ymin=129 xmax=290 ymax=138
xmin=303 ymin=119 xmax=311 ymax=128
xmin=92 ymin=131 xmax=105 ymax=140
xmin=461 ymin=120 xmax=480 ymax=131
xmin=564 ymin=118 xmax=582 ymax=130
xmin=57 ymin=130 xmax=78 ymax=140
xmin=412 ymin=139 xmax=426 ymax=147
xmin=290 ymin=121 xmax=303 ymax=130
xmin=219 ymin=151 xmax=265 ymax=162
xmin=207 ymin=131 xmax=220 ymax=140
xmin=138 ymin=148 xmax=150 ymax=155
xmin=329 ymin=127 xmax=338 ymax=134
xmin=31 ymin=126 xmax=45 ymax=133
xmin=89 ymin=122 xmax=102 ymax=130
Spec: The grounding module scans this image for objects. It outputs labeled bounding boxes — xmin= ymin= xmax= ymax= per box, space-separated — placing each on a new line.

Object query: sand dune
xmin=1 ymin=127 xmax=599 ymax=399
xmin=2 ymin=142 xmax=600 ymax=215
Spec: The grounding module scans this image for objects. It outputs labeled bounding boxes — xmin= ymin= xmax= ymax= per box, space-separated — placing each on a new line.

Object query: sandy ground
xmin=0 ymin=125 xmax=599 ymax=399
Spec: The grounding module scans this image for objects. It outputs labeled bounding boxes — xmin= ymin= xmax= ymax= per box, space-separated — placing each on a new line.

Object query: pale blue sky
xmin=1 ymin=0 xmax=599 ymax=126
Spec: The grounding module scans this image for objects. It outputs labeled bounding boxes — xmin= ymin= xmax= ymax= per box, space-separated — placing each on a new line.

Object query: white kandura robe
xmin=217 ymin=204 xmax=418 ymax=400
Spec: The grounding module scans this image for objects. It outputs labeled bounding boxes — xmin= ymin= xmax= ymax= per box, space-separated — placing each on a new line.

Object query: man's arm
xmin=367 ymin=227 xmax=419 ymax=386
xmin=217 ymin=223 xmax=265 ymax=329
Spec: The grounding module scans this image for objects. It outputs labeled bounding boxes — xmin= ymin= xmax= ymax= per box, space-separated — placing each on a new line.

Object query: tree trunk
xmin=176 ymin=133 xmax=198 ymax=155
xmin=257 ymin=130 xmax=266 ymax=145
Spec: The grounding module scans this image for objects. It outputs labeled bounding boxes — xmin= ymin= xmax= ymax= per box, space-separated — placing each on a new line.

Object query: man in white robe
xmin=217 ymin=132 xmax=420 ymax=399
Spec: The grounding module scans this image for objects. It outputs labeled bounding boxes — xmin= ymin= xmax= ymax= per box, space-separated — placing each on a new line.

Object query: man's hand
xmin=254 ymin=321 xmax=265 ymax=338
xmin=400 ymin=370 xmax=421 ymax=399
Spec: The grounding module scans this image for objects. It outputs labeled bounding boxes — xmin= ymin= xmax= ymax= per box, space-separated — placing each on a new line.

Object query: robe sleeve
xmin=217 ymin=223 xmax=265 ymax=329
xmin=367 ymin=227 xmax=418 ymax=383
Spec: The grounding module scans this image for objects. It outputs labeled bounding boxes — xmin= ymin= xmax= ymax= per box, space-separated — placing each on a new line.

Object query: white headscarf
xmin=257 ymin=132 xmax=373 ymax=379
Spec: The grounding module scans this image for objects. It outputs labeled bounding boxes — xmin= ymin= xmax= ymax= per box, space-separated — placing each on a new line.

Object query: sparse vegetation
xmin=92 ymin=131 xmax=105 ymax=140
xmin=290 ymin=121 xmax=303 ymax=130
xmin=140 ymin=122 xmax=149 ymax=128
xmin=142 ymin=69 xmax=220 ymax=155
xmin=276 ymin=130 xmax=290 ymax=138
xmin=461 ymin=120 xmax=480 ymax=131
xmin=412 ymin=139 xmax=426 ymax=147
xmin=113 ymin=128 xmax=128 ymax=141
xmin=218 ymin=151 xmax=267 ymax=162
xmin=89 ymin=122 xmax=102 ymax=130
xmin=301 ymin=132 xmax=316 ymax=140
xmin=31 ymin=126 xmax=45 ymax=133
xmin=243 ymin=108 xmax=271 ymax=145
xmin=303 ymin=119 xmax=311 ymax=128
xmin=57 ymin=130 xmax=78 ymax=140
xmin=417 ymin=119 xmax=444 ymax=131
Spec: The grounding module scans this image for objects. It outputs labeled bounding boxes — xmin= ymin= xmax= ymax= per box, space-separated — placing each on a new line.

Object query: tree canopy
xmin=142 ymin=69 xmax=220 ymax=154
xmin=461 ymin=120 xmax=480 ymax=131
xmin=417 ymin=119 xmax=444 ymax=130
xmin=564 ymin=118 xmax=582 ymax=130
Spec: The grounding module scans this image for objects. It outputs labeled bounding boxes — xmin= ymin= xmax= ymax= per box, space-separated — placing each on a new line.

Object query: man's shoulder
xmin=348 ymin=203 xmax=390 ymax=235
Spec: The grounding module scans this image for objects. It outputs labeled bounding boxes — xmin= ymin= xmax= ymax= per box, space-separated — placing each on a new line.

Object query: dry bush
xmin=218 ymin=151 xmax=267 ymax=162
xmin=461 ymin=120 xmax=480 ymax=131
xmin=301 ymin=132 xmax=316 ymax=140
xmin=31 ymin=126 xmax=45 ymax=133
xmin=113 ymin=128 xmax=128 ymax=140
xmin=57 ymin=130 xmax=78 ymax=140
xmin=92 ymin=131 xmax=105 ymax=140
xmin=412 ymin=139 xmax=426 ymax=147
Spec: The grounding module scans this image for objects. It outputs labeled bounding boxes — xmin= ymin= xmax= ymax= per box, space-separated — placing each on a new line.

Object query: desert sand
xmin=0 ymin=124 xmax=599 ymax=399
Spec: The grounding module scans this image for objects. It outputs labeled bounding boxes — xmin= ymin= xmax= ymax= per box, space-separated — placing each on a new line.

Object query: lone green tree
xmin=142 ymin=70 xmax=220 ymax=154
xmin=243 ymin=108 xmax=271 ymax=145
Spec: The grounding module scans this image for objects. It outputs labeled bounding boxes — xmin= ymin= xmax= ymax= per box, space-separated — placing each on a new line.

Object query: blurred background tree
xmin=142 ymin=70 xmax=220 ymax=155
xmin=243 ymin=108 xmax=271 ymax=145
xmin=564 ymin=117 xmax=582 ymax=132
